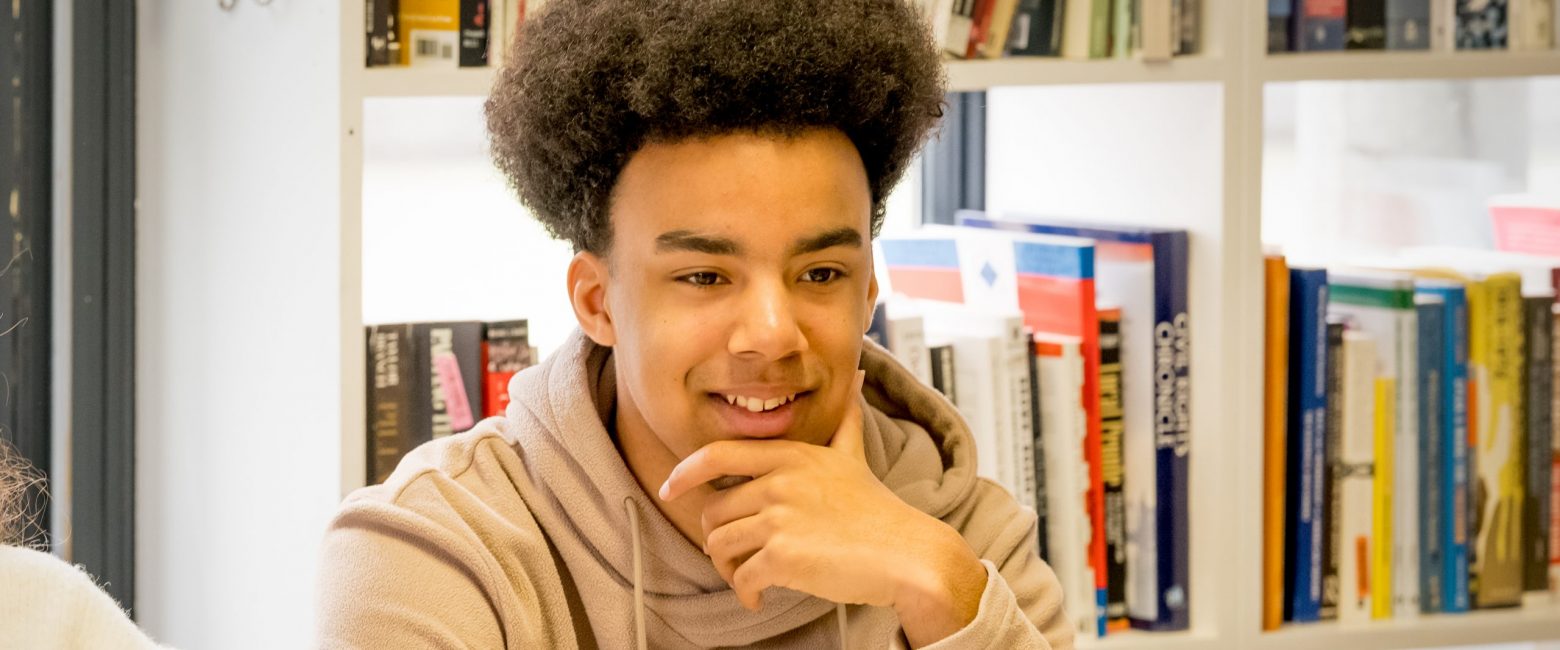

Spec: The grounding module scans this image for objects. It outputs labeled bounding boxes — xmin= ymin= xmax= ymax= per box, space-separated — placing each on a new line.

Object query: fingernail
xmin=658 ymin=481 xmax=670 ymax=500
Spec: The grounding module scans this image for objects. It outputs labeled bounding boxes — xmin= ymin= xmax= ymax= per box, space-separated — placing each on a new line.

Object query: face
xmin=569 ymin=128 xmax=878 ymax=460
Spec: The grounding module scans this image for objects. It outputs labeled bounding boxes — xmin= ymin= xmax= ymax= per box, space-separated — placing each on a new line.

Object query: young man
xmin=317 ymin=1 xmax=1071 ymax=647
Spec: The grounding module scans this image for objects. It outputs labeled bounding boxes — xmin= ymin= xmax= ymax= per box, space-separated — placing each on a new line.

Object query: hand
xmin=659 ymin=371 xmax=988 ymax=646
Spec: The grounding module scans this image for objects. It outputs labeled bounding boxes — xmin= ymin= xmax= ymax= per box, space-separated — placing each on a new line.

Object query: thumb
xmin=828 ymin=370 xmax=867 ymax=462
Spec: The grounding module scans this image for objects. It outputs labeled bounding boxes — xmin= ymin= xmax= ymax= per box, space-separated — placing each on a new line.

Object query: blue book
xmin=1297 ymin=0 xmax=1348 ymax=50
xmin=1386 ymin=0 xmax=1432 ymax=49
xmin=956 ymin=211 xmax=1192 ymax=631
xmin=1418 ymin=281 xmax=1471 ymax=612
xmin=1286 ymin=267 xmax=1328 ymax=622
xmin=1416 ymin=295 xmax=1446 ymax=612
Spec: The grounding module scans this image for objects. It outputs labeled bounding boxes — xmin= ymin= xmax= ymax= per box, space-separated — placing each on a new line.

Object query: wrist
xmin=893 ymin=524 xmax=987 ymax=647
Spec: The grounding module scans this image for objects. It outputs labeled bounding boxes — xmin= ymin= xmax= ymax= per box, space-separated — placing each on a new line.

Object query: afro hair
xmin=484 ymin=0 xmax=947 ymax=254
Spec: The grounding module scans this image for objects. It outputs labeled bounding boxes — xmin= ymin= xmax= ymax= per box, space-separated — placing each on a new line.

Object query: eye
xmin=678 ymin=271 xmax=726 ymax=288
xmin=801 ymin=267 xmax=845 ymax=284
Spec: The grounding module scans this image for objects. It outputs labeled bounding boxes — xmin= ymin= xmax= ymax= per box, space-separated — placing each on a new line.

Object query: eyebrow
xmin=653 ymin=226 xmax=864 ymax=257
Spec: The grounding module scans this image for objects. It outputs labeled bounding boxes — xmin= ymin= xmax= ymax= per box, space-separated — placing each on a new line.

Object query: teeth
xmin=721 ymin=393 xmax=798 ymax=412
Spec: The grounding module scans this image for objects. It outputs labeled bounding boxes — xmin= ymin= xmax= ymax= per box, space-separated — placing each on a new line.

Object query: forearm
xmin=893 ymin=522 xmax=989 ymax=648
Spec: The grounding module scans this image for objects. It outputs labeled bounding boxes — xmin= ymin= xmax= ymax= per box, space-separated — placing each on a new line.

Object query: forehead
xmin=607 ymin=129 xmax=872 ymax=253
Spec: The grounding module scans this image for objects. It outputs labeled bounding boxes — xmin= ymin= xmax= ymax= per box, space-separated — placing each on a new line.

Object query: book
xmin=1490 ymin=199 xmax=1560 ymax=257
xmin=1139 ymin=0 xmax=1174 ymax=60
xmin=1387 ymin=0 xmax=1434 ymax=49
xmin=481 ymin=320 xmax=533 ymax=419
xmin=1525 ymin=295 xmax=1554 ymax=591
xmin=1286 ymin=266 xmax=1330 ymax=623
xmin=1006 ymin=0 xmax=1065 ymax=55
xmin=367 ymin=323 xmax=417 ymax=484
xmin=946 ymin=0 xmax=982 ymax=57
xmin=1320 ymin=318 xmax=1346 ymax=621
xmin=1111 ymin=0 xmax=1135 ymax=58
xmin=1270 ymin=0 xmax=1296 ymax=52
xmin=979 ymin=0 xmax=1024 ymax=58
xmin=1297 ymin=0 xmax=1349 ymax=50
xmin=416 ymin=322 xmax=484 ymax=441
xmin=1328 ymin=270 xmax=1420 ymax=618
xmin=1338 ymin=328 xmax=1380 ymax=623
xmin=1456 ymin=0 xmax=1510 ymax=49
xmin=1173 ymin=0 xmax=1200 ymax=54
xmin=1099 ymin=308 xmax=1129 ymax=629
xmin=1348 ymin=0 xmax=1389 ymax=48
xmin=1417 ymin=295 xmax=1447 ymax=612
xmin=888 ymin=309 xmax=935 ymax=388
xmin=1089 ymin=0 xmax=1114 ymax=58
xmin=1552 ymin=302 xmax=1560 ymax=596
xmin=400 ymin=0 xmax=461 ymax=66
xmin=1028 ymin=334 xmax=1050 ymax=560
xmin=366 ymin=0 xmax=400 ymax=66
xmin=1371 ymin=360 xmax=1396 ymax=620
xmin=1464 ymin=272 xmax=1526 ymax=608
xmin=1263 ymin=253 xmax=1291 ymax=631
xmin=1034 ymin=335 xmax=1099 ymax=639
xmin=458 ymin=0 xmax=490 ymax=67
xmin=929 ymin=343 xmax=958 ymax=405
xmin=1418 ymin=281 xmax=1472 ymax=613
xmin=1432 ymin=0 xmax=1457 ymax=49
xmin=959 ymin=213 xmax=1192 ymax=632
xmin=1062 ymin=0 xmax=1095 ymax=59
xmin=1509 ymin=0 xmax=1554 ymax=50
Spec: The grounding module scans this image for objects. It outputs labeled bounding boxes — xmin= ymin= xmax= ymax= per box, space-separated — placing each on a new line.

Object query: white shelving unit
xmin=335 ymin=3 xmax=1560 ymax=650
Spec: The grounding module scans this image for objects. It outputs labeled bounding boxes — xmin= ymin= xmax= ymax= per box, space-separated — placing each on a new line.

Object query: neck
xmin=612 ymin=379 xmax=713 ymax=549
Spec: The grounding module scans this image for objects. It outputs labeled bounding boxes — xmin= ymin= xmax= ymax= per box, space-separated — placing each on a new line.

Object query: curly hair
xmin=0 ymin=438 xmax=45 ymax=547
xmin=485 ymin=0 xmax=946 ymax=254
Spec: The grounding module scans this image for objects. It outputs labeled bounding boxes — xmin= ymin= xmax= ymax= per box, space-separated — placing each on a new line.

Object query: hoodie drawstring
xmin=623 ymin=497 xmax=850 ymax=650
xmin=625 ymin=497 xmax=647 ymax=650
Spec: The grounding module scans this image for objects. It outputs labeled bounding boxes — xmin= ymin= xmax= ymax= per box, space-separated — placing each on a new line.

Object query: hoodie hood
xmin=500 ymin=328 xmax=982 ymax=647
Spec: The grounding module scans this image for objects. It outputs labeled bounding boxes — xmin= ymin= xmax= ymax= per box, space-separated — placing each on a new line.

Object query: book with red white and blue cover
xmin=957 ymin=212 xmax=1192 ymax=631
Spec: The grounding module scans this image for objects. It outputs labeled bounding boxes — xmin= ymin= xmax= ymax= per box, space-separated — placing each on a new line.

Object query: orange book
xmin=1263 ymin=253 xmax=1291 ymax=630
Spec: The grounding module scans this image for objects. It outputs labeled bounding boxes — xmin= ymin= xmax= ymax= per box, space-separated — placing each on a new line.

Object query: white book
xmin=1510 ymin=0 xmax=1556 ymax=50
xmin=1339 ymin=330 xmax=1380 ymax=623
xmin=927 ymin=0 xmax=958 ymax=51
xmin=1430 ymin=0 xmax=1455 ymax=51
xmin=1061 ymin=0 xmax=1093 ymax=60
xmin=883 ymin=303 xmax=935 ymax=387
xmin=924 ymin=302 xmax=1030 ymax=502
xmin=1034 ymin=334 xmax=1098 ymax=638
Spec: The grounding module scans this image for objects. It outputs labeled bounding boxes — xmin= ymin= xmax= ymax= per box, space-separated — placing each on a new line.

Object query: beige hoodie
xmin=317 ymin=330 xmax=1073 ymax=649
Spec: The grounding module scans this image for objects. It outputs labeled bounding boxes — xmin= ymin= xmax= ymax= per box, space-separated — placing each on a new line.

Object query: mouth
xmin=707 ymin=390 xmax=811 ymax=439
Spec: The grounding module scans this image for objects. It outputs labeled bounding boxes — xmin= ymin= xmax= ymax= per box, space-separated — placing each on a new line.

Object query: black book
xmin=1347 ymin=0 xmax=1388 ymax=49
xmin=1098 ymin=310 xmax=1129 ymax=625
xmin=1524 ymin=296 xmax=1554 ymax=591
xmin=1006 ymin=0 xmax=1064 ymax=56
xmin=1319 ymin=318 xmax=1346 ymax=620
xmin=1028 ymin=332 xmax=1050 ymax=560
xmin=459 ymin=0 xmax=491 ymax=67
xmin=414 ymin=322 xmax=485 ymax=444
xmin=930 ymin=344 xmax=958 ymax=406
xmin=367 ymin=323 xmax=418 ymax=484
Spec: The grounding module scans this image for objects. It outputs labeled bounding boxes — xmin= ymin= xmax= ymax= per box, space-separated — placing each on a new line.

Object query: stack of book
xmin=365 ymin=319 xmax=536 ymax=484
xmin=874 ymin=212 xmax=1192 ymax=638
xmin=366 ymin=0 xmax=544 ymax=68
xmin=915 ymin=0 xmax=1201 ymax=60
xmin=1262 ymin=197 xmax=1560 ymax=630
xmin=1268 ymin=0 xmax=1558 ymax=52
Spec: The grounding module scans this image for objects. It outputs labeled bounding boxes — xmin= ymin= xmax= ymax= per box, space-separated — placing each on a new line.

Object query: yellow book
xmin=1472 ymin=274 xmax=1527 ymax=607
xmin=1262 ymin=254 xmax=1290 ymax=631
xmin=1371 ymin=378 xmax=1395 ymax=620
xmin=400 ymin=0 xmax=461 ymax=67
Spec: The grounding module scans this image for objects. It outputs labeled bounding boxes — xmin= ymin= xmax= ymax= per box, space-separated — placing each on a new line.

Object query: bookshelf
xmin=335 ymin=3 xmax=1560 ymax=650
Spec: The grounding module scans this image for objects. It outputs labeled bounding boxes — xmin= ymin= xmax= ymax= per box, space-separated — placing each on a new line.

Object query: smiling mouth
xmin=719 ymin=393 xmax=801 ymax=413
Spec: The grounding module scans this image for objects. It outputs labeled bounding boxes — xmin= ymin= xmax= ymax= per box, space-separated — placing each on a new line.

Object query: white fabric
xmin=0 ymin=545 xmax=167 ymax=649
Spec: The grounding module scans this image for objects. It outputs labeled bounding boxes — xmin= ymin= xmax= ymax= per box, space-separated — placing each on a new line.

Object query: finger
xmin=704 ymin=513 xmax=775 ymax=583
xmin=732 ymin=547 xmax=787 ymax=612
xmin=700 ymin=478 xmax=774 ymax=543
xmin=827 ymin=370 xmax=867 ymax=463
xmin=660 ymin=440 xmax=807 ymax=502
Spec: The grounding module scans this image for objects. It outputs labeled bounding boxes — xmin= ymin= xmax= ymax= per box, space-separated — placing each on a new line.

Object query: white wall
xmin=137 ymin=1 xmax=342 ymax=646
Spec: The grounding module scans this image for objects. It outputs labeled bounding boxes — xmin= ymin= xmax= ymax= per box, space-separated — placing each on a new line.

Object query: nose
xmin=727 ymin=276 xmax=807 ymax=361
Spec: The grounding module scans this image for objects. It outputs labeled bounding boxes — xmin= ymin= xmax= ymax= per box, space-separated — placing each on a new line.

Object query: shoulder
xmin=0 ymin=546 xmax=164 ymax=648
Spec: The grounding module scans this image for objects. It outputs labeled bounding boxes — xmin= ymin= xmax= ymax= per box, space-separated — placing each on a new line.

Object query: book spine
xmin=931 ymin=344 xmax=959 ymax=406
xmin=482 ymin=320 xmax=532 ymax=419
xmin=1269 ymin=0 xmax=1296 ymax=52
xmin=1471 ymin=277 xmax=1526 ymax=608
xmin=1418 ymin=300 xmax=1446 ymax=612
xmin=946 ymin=0 xmax=980 ymax=57
xmin=1551 ymin=303 xmax=1560 ymax=595
xmin=965 ymin=0 xmax=999 ymax=58
xmin=1431 ymin=0 xmax=1456 ymax=49
xmin=1371 ymin=376 xmax=1397 ymax=620
xmin=1446 ymin=289 xmax=1472 ymax=612
xmin=459 ymin=0 xmax=490 ymax=67
xmin=1386 ymin=0 xmax=1434 ymax=48
xmin=367 ymin=324 xmax=418 ymax=484
xmin=1174 ymin=0 xmax=1199 ymax=53
xmin=1089 ymin=0 xmax=1114 ymax=58
xmin=1509 ymin=0 xmax=1554 ymax=49
xmin=1319 ymin=319 xmax=1346 ymax=620
xmin=1456 ymin=0 xmax=1510 ymax=49
xmin=1286 ymin=268 xmax=1328 ymax=622
xmin=1099 ymin=310 xmax=1129 ymax=628
xmin=367 ymin=0 xmax=390 ymax=66
xmin=1112 ymin=0 xmax=1135 ymax=57
xmin=1395 ymin=307 xmax=1421 ymax=617
xmin=1348 ymin=0 xmax=1389 ymax=48
xmin=1525 ymin=296 xmax=1553 ymax=590
xmin=1339 ymin=331 xmax=1379 ymax=623
xmin=1008 ymin=319 xmax=1039 ymax=513
xmin=1005 ymin=0 xmax=1054 ymax=55
xmin=1029 ymin=336 xmax=1050 ymax=560
xmin=1263 ymin=255 xmax=1291 ymax=631
xmin=1297 ymin=0 xmax=1349 ymax=50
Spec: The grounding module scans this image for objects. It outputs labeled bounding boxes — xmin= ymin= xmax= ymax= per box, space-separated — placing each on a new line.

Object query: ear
xmin=864 ymin=266 xmax=880 ymax=334
xmin=568 ymin=251 xmax=617 ymax=347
